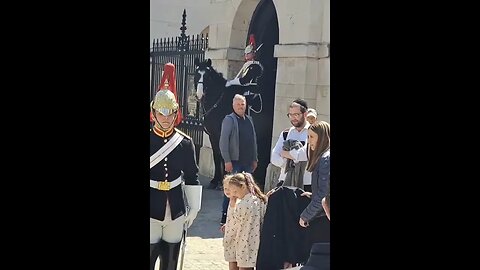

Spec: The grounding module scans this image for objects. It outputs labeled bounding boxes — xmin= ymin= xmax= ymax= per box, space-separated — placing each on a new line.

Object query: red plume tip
xmin=249 ymin=34 xmax=256 ymax=47
xmin=155 ymin=62 xmax=183 ymax=126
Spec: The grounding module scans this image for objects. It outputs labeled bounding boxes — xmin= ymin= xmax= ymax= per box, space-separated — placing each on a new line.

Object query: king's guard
xmin=150 ymin=62 xmax=202 ymax=270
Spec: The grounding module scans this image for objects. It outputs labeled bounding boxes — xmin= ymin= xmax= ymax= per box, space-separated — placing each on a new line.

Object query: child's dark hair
xmin=224 ymin=172 xmax=267 ymax=204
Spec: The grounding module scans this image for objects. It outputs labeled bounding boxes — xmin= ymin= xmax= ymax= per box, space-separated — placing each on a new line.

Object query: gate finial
xmin=180 ymin=9 xmax=187 ymax=51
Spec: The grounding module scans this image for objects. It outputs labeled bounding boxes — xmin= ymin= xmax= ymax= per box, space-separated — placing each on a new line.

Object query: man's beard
xmin=291 ymin=117 xmax=305 ymax=128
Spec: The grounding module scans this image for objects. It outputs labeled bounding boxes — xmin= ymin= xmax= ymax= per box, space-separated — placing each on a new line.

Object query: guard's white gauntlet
xmin=225 ymin=78 xmax=241 ymax=87
xmin=184 ymin=185 xmax=202 ymax=228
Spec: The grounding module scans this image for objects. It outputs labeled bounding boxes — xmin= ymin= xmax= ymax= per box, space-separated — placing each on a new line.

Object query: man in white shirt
xmin=270 ymin=99 xmax=313 ymax=192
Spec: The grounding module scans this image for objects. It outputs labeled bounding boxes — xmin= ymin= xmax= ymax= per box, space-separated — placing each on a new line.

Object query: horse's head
xmin=194 ymin=58 xmax=213 ymax=100
xmin=194 ymin=58 xmax=228 ymax=101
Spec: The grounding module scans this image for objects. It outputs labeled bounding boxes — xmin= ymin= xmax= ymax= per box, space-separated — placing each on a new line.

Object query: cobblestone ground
xmin=182 ymin=237 xmax=227 ymax=269
xmin=182 ymin=175 xmax=229 ymax=270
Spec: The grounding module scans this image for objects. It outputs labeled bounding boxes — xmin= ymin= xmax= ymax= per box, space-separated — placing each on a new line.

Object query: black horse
xmin=193 ymin=58 xmax=247 ymax=188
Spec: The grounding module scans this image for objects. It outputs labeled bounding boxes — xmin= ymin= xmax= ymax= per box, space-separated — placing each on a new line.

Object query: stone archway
xmin=198 ymin=0 xmax=263 ymax=179
xmin=245 ymin=0 xmax=279 ymax=186
xmin=198 ymin=0 xmax=281 ymax=184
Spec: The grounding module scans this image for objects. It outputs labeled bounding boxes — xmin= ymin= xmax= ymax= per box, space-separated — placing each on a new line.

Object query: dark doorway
xmin=247 ymin=0 xmax=279 ymax=188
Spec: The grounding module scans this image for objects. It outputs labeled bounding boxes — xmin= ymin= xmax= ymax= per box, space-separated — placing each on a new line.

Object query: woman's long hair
xmin=306 ymin=121 xmax=331 ymax=172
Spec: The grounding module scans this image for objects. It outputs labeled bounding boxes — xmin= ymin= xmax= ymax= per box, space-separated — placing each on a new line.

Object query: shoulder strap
xmin=282 ymin=128 xmax=290 ymax=140
xmin=174 ymin=128 xmax=191 ymax=140
xmin=235 ymin=61 xmax=251 ymax=78
xmin=150 ymin=132 xmax=184 ymax=169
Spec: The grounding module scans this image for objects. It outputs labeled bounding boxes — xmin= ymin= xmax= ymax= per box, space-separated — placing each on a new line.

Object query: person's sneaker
xmin=206 ymin=182 xmax=218 ymax=189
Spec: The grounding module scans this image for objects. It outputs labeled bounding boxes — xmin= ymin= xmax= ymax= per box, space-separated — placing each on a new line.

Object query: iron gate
xmin=150 ymin=10 xmax=208 ymax=161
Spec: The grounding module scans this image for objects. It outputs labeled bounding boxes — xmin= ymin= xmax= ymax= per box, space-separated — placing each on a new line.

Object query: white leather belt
xmin=150 ymin=176 xmax=182 ymax=191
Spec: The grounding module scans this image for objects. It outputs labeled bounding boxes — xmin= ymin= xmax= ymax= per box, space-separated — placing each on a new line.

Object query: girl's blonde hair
xmin=223 ymin=172 xmax=267 ymax=203
xmin=306 ymin=121 xmax=331 ymax=172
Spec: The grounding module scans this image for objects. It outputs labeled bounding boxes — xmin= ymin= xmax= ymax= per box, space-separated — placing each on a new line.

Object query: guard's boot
xmin=150 ymin=241 xmax=165 ymax=270
xmin=245 ymin=92 xmax=262 ymax=113
xmin=160 ymin=241 xmax=182 ymax=270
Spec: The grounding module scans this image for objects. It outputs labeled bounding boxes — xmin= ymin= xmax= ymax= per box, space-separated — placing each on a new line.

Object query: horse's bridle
xmin=196 ymin=73 xmax=225 ymax=121
xmin=198 ymin=87 xmax=224 ymax=136
xmin=200 ymin=91 xmax=224 ymax=121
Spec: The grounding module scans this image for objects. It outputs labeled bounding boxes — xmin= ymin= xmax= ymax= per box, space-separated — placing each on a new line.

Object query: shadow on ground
xmin=187 ymin=175 xmax=224 ymax=239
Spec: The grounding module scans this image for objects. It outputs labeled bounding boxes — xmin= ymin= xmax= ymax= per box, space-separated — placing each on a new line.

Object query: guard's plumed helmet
xmin=244 ymin=34 xmax=256 ymax=55
xmin=152 ymin=90 xmax=178 ymax=115
xmin=150 ymin=62 xmax=183 ymax=126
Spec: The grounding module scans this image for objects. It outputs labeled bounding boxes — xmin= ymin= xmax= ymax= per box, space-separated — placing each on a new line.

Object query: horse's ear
xmin=194 ymin=57 xmax=200 ymax=67
xmin=206 ymin=58 xmax=212 ymax=67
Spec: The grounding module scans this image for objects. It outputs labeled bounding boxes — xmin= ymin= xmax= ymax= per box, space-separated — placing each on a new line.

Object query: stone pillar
xmin=271 ymin=0 xmax=330 ymax=148
xmin=197 ymin=22 xmax=247 ymax=178
xmin=197 ymin=0 xmax=267 ymax=177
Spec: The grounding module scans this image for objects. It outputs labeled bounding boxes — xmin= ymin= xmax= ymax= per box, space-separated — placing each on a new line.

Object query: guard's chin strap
xmin=152 ymin=112 xmax=178 ymax=137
